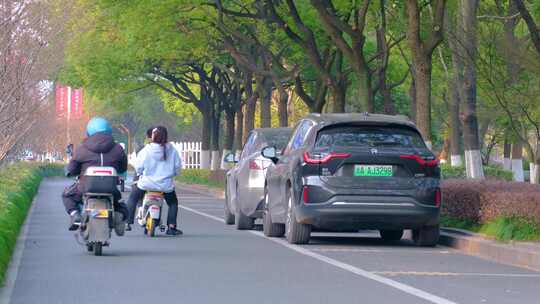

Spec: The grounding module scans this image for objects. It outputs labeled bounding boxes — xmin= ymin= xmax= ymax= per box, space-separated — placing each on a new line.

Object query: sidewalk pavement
xmin=176 ymin=182 xmax=540 ymax=272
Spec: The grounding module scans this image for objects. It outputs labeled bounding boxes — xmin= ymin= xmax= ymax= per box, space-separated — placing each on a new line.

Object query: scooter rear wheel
xmin=94 ymin=242 xmax=103 ymax=256
xmin=146 ymin=215 xmax=158 ymax=237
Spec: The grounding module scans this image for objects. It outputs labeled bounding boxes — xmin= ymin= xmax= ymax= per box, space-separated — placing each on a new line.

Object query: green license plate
xmin=354 ymin=165 xmax=393 ymax=177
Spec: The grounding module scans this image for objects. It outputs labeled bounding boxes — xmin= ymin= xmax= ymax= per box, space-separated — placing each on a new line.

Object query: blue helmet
xmin=86 ymin=117 xmax=112 ymax=136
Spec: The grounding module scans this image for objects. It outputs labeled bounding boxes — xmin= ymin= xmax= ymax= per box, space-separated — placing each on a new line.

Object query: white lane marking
xmin=372 ymin=271 xmax=540 ymax=278
xmin=0 ymin=195 xmax=38 ymax=303
xmin=179 ymin=205 xmax=457 ymax=304
xmin=181 ymin=205 xmax=225 ymax=223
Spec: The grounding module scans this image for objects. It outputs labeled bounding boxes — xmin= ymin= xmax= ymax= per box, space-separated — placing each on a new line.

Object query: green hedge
xmin=176 ymin=169 xmax=225 ymax=189
xmin=441 ymin=164 xmax=513 ymax=181
xmin=0 ymin=163 xmax=63 ymax=284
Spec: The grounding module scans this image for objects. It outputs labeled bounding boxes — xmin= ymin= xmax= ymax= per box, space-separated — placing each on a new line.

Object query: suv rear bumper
xmin=295 ymin=195 xmax=439 ymax=230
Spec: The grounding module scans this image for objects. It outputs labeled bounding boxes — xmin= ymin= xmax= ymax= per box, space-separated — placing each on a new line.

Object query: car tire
xmin=412 ymin=225 xmax=440 ymax=247
xmin=263 ymin=210 xmax=285 ymax=237
xmin=235 ymin=207 xmax=254 ymax=230
xmin=263 ymin=190 xmax=285 ymax=237
xmin=285 ymin=188 xmax=311 ymax=244
xmin=224 ymin=188 xmax=235 ymax=225
xmin=379 ymin=229 xmax=404 ymax=241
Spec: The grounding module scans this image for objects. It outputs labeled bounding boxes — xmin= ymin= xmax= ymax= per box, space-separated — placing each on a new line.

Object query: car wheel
xmin=224 ymin=187 xmax=235 ymax=225
xmin=235 ymin=206 xmax=254 ymax=230
xmin=379 ymin=229 xmax=404 ymax=241
xmin=285 ymin=187 xmax=311 ymax=244
xmin=412 ymin=225 xmax=440 ymax=247
xmin=263 ymin=192 xmax=285 ymax=237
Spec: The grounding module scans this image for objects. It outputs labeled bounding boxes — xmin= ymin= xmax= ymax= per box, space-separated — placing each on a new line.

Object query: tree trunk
xmin=235 ymin=104 xmax=244 ymax=156
xmin=532 ymin=142 xmax=540 ymax=183
xmin=221 ymin=110 xmax=235 ymax=170
xmin=294 ymin=76 xmax=327 ymax=113
xmin=332 ymin=50 xmax=348 ymax=113
xmin=439 ymin=136 xmax=450 ymax=164
xmin=271 ymin=73 xmax=289 ymax=127
xmin=449 ymin=79 xmax=462 ymax=167
xmin=381 ymin=83 xmax=395 ymax=115
xmin=224 ymin=111 xmax=235 ymax=151
xmin=210 ymin=103 xmax=221 ymax=171
xmin=355 ymin=68 xmax=373 ymax=113
xmin=408 ymin=80 xmax=416 ymax=123
xmin=512 ymin=0 xmax=540 ymax=55
xmin=503 ymin=137 xmax=512 ymax=170
xmin=413 ymin=59 xmax=433 ymax=148
xmin=459 ymin=0 xmax=484 ymax=179
xmin=257 ymin=75 xmax=272 ymax=128
xmin=511 ymin=141 xmax=524 ymax=182
xmin=278 ymin=91 xmax=288 ymax=127
xmin=406 ymin=0 xmax=446 ymax=149
xmin=200 ymin=103 xmax=211 ymax=170
xmin=530 ymin=161 xmax=539 ymax=184
xmin=448 ymin=20 xmax=464 ymax=167
xmin=331 ymin=87 xmax=346 ymax=113
xmin=376 ymin=11 xmax=395 ymax=115
xmin=243 ymin=73 xmax=257 ymax=143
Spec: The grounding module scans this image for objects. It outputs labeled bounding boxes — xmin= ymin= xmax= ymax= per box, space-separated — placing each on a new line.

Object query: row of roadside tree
xmin=54 ymin=0 xmax=540 ymax=182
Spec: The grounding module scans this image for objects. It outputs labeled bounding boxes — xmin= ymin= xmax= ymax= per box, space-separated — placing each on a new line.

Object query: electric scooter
xmin=136 ymin=191 xmax=166 ymax=237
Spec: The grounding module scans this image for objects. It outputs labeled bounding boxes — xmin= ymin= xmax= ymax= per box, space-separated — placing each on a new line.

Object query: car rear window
xmin=314 ymin=125 xmax=426 ymax=150
xmin=261 ymin=130 xmax=292 ymax=150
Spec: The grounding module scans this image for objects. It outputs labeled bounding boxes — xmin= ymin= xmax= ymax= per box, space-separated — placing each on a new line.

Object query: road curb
xmin=439 ymin=228 xmax=540 ymax=272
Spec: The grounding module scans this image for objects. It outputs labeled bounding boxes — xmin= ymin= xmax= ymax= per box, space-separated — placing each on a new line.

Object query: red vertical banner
xmin=71 ymin=88 xmax=84 ymax=119
xmin=55 ymin=85 xmax=68 ymax=118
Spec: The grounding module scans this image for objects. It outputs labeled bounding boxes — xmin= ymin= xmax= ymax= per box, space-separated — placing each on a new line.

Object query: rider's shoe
xmin=114 ymin=212 xmax=126 ymax=236
xmin=68 ymin=211 xmax=81 ymax=231
xmin=125 ymin=223 xmax=132 ymax=231
xmin=166 ymin=227 xmax=183 ymax=236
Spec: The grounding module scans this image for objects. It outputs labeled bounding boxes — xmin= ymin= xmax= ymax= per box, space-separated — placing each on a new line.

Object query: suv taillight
xmin=302 ymin=185 xmax=309 ymax=204
xmin=303 ymin=152 xmax=351 ymax=164
xmin=249 ymin=160 xmax=262 ymax=170
xmin=399 ymin=155 xmax=439 ymax=167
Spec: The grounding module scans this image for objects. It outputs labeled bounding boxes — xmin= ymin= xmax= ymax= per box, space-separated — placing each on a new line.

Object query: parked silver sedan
xmin=224 ymin=128 xmax=292 ymax=230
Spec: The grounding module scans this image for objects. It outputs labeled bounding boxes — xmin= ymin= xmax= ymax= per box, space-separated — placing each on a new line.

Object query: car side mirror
xmin=261 ymin=146 xmax=279 ymax=163
xmin=224 ymin=153 xmax=237 ymax=164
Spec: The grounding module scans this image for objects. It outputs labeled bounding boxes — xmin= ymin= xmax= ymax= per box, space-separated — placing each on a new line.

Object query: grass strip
xmin=176 ymin=169 xmax=224 ymax=189
xmin=441 ymin=215 xmax=540 ymax=242
xmin=0 ymin=163 xmax=63 ymax=285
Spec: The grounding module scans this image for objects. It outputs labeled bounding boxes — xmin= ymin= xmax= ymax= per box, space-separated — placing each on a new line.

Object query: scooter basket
xmin=83 ymin=166 xmax=119 ymax=194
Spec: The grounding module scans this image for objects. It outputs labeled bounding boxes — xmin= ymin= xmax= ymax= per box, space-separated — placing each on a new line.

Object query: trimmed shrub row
xmin=0 ymin=163 xmax=63 ymax=284
xmin=176 ymin=169 xmax=225 ymax=188
xmin=441 ymin=179 xmax=540 ymax=226
xmin=441 ymin=164 xmax=513 ymax=181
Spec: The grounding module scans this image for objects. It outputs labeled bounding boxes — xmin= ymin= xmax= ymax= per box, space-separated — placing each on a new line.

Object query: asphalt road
xmin=2 ymin=178 xmax=540 ymax=304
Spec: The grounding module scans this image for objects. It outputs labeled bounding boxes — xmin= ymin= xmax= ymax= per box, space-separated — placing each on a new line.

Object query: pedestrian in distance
xmin=126 ymin=126 xmax=183 ymax=235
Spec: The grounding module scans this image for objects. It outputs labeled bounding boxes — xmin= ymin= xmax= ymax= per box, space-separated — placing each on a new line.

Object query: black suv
xmin=262 ymin=113 xmax=441 ymax=246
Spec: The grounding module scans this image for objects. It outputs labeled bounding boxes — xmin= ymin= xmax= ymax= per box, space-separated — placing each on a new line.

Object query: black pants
xmin=126 ymin=184 xmax=178 ymax=227
xmin=62 ymin=183 xmax=128 ymax=219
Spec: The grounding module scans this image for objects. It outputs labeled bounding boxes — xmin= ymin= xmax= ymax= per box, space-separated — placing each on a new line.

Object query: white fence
xmin=129 ymin=142 xmax=202 ymax=169
xmin=171 ymin=142 xmax=202 ymax=169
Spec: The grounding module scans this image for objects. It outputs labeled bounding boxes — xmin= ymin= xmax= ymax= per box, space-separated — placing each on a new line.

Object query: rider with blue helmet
xmin=62 ymin=117 xmax=129 ymax=234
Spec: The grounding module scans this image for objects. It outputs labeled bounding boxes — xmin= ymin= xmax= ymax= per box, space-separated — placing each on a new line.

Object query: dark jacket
xmin=66 ymin=133 xmax=127 ymax=179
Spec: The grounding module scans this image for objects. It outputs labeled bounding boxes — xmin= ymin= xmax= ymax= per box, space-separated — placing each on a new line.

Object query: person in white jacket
xmin=126 ymin=126 xmax=183 ymax=235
